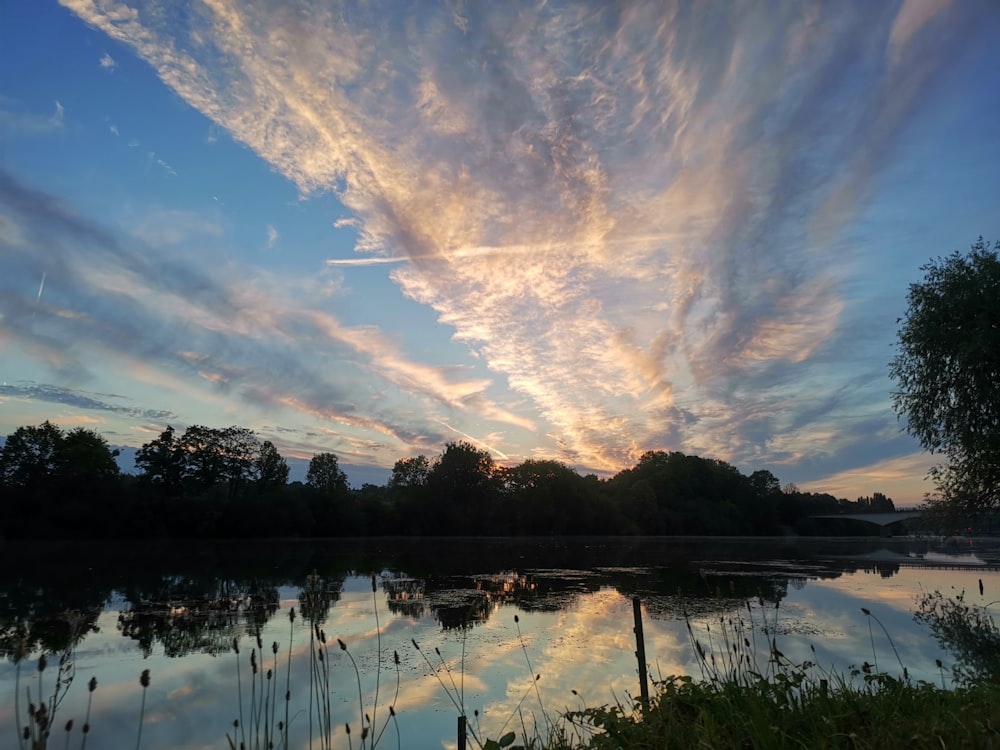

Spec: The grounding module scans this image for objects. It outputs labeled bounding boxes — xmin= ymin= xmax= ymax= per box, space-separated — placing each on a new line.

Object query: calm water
xmin=2 ymin=536 xmax=999 ymax=749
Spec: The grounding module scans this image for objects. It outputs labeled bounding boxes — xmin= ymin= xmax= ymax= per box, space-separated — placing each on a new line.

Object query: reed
xmin=12 ymin=582 xmax=1000 ymax=750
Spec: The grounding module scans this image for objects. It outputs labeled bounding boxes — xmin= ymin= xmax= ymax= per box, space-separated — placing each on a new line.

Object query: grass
xmin=8 ymin=577 xmax=1000 ymax=750
xmin=556 ymin=672 xmax=1000 ymax=749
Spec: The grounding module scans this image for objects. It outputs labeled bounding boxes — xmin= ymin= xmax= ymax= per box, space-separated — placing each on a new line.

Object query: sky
xmin=1 ymin=0 xmax=997 ymax=500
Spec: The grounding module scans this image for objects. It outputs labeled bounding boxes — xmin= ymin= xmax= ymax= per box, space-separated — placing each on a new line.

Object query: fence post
xmin=458 ymin=714 xmax=466 ymax=750
xmin=632 ymin=596 xmax=650 ymax=708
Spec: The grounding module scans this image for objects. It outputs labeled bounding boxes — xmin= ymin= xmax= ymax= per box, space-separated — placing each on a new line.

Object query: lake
xmin=2 ymin=536 xmax=998 ymax=749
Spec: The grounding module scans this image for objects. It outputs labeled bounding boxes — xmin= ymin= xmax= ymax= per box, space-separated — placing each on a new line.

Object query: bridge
xmin=809 ymin=510 xmax=925 ymax=528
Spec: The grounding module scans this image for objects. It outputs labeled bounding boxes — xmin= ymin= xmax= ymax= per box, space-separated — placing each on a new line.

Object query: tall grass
xmin=11 ymin=580 xmax=1000 ymax=750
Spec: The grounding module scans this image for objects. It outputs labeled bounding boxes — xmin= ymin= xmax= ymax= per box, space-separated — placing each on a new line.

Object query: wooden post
xmin=632 ymin=596 xmax=650 ymax=708
xmin=457 ymin=714 xmax=466 ymax=750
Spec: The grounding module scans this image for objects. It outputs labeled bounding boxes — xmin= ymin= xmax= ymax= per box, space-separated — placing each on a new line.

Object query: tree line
xmin=0 ymin=421 xmax=898 ymax=539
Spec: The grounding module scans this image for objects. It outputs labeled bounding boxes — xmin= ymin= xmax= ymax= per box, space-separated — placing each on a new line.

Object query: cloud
xmin=0 ymin=381 xmax=175 ymax=421
xmin=0 ymin=98 xmax=64 ymax=136
xmin=54 ymin=0 xmax=991 ymax=473
xmin=99 ymin=52 xmax=117 ymax=69
xmin=130 ymin=209 xmax=222 ymax=247
xmin=265 ymin=224 xmax=278 ymax=250
xmin=146 ymin=151 xmax=177 ymax=177
xmin=889 ymin=0 xmax=953 ymax=63
xmin=0 ymin=169 xmax=522 ymax=465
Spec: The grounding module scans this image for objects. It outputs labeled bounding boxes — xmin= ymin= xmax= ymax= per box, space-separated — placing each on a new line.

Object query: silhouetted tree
xmin=256 ymin=440 xmax=289 ymax=489
xmin=0 ymin=421 xmax=64 ymax=491
xmin=389 ymin=455 xmax=430 ymax=488
xmin=61 ymin=428 xmax=120 ymax=481
xmin=306 ymin=452 xmax=348 ymax=492
xmin=890 ymin=237 xmax=1000 ymax=511
xmin=427 ymin=442 xmax=499 ymax=534
xmin=135 ymin=425 xmax=185 ymax=497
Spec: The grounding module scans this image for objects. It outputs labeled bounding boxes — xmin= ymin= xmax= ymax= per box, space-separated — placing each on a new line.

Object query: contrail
xmin=325 ymin=256 xmax=407 ymax=267
xmin=433 ymin=419 xmax=510 ymax=460
xmin=36 ymin=271 xmax=46 ymax=303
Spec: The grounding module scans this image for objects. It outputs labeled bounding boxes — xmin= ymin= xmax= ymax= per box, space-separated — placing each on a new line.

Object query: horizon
xmin=3 ymin=1 xmax=998 ymax=507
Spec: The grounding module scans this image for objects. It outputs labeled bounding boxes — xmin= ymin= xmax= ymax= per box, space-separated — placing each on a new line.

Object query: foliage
xmin=306 ymin=452 xmax=349 ymax=493
xmin=256 ymin=440 xmax=290 ymax=488
xmin=0 ymin=422 xmax=119 ymax=492
xmin=560 ymin=673 xmax=1000 ymax=750
xmin=2 ymin=420 xmax=903 ymax=539
xmin=134 ymin=426 xmax=185 ymax=496
xmin=914 ymin=589 xmax=1000 ymax=686
xmin=890 ymin=237 xmax=1000 ymax=511
xmin=388 ymin=455 xmax=429 ymax=488
xmin=426 ymin=442 xmax=501 ymax=533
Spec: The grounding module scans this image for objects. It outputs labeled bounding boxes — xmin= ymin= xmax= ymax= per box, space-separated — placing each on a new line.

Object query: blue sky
xmin=1 ymin=0 xmax=997 ymax=499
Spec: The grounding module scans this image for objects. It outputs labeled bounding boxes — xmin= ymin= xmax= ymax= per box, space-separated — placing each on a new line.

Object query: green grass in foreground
xmin=503 ymin=592 xmax=1000 ymax=750
xmin=545 ymin=675 xmax=1000 ymax=750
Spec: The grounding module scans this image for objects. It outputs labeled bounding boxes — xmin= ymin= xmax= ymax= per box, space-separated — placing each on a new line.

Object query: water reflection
xmin=0 ymin=537 xmax=997 ymax=749
xmin=117 ymin=577 xmax=281 ymax=657
xmin=2 ymin=537 xmax=998 ymax=658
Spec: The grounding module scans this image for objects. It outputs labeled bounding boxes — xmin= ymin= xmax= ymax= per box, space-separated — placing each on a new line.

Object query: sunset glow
xmin=2 ymin=1 xmax=998 ymax=500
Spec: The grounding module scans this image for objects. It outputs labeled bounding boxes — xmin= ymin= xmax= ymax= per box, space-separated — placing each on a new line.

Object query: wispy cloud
xmin=0 ymin=169 xmax=519 ymax=465
xmin=0 ymin=381 xmax=175 ymax=421
xmin=0 ymin=98 xmax=64 ymax=136
xmin=326 ymin=256 xmax=405 ymax=267
xmin=265 ymin=224 xmax=278 ymax=250
xmin=50 ymin=1 xmax=993 ymax=478
xmin=147 ymin=151 xmax=177 ymax=177
xmin=99 ymin=52 xmax=117 ymax=70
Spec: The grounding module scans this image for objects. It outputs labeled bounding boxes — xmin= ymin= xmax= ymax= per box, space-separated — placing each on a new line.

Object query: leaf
xmin=498 ymin=732 xmax=517 ymax=747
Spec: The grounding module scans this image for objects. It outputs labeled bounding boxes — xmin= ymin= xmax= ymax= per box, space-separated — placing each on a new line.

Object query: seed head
xmin=338 ymin=638 xmax=347 ymax=651
xmin=272 ymin=641 xmax=279 ymax=655
xmin=861 ymin=607 xmax=871 ymax=616
xmin=89 ymin=676 xmax=98 ymax=692
xmin=140 ymin=669 xmax=151 ymax=688
xmin=38 ymin=654 xmax=48 ymax=672
xmin=65 ymin=719 xmax=73 ymax=732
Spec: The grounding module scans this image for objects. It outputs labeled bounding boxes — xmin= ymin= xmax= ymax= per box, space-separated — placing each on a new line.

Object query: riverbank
xmin=540 ymin=674 xmax=1000 ymax=749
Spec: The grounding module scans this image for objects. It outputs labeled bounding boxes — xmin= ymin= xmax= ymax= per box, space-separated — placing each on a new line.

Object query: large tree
xmin=0 ymin=421 xmax=65 ymax=490
xmin=389 ymin=455 xmax=430 ymax=488
xmin=135 ymin=425 xmax=185 ymax=496
xmin=256 ymin=440 xmax=290 ymax=489
xmin=306 ymin=452 xmax=349 ymax=493
xmin=889 ymin=237 xmax=1000 ymax=510
xmin=426 ymin=442 xmax=499 ymax=533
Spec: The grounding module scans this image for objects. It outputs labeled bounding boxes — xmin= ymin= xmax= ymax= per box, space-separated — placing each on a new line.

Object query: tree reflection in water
xmin=117 ymin=577 xmax=280 ymax=658
xmin=0 ymin=537 xmax=984 ymax=661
